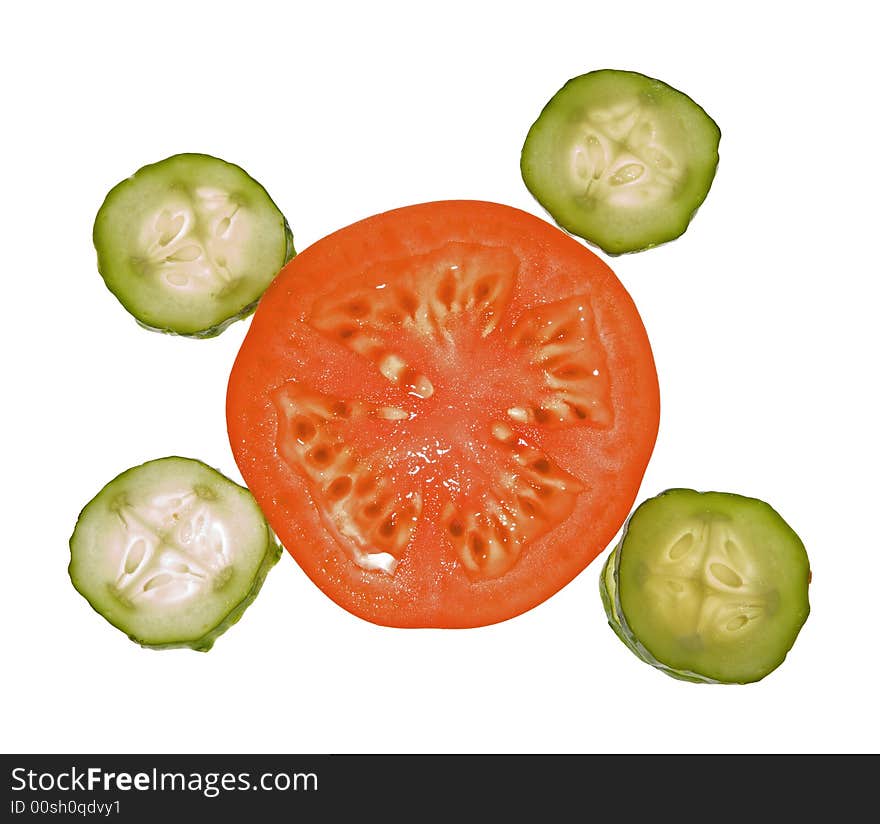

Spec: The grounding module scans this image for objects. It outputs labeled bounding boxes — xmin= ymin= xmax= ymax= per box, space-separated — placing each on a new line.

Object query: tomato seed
xmin=328 ymin=476 xmax=353 ymax=498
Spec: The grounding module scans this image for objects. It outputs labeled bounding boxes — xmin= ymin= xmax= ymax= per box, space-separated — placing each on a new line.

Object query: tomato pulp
xmin=227 ymin=201 xmax=659 ymax=627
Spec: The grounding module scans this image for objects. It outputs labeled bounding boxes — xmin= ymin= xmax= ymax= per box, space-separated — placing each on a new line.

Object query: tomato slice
xmin=226 ymin=201 xmax=659 ymax=627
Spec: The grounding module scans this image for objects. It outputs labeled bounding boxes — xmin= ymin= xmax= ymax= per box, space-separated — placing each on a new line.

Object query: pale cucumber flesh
xmin=93 ymin=153 xmax=294 ymax=337
xmin=521 ymin=69 xmax=720 ymax=255
xmin=69 ymin=456 xmax=281 ymax=651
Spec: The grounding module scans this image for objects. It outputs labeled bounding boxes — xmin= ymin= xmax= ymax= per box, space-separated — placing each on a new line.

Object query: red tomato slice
xmin=227 ymin=201 xmax=659 ymax=627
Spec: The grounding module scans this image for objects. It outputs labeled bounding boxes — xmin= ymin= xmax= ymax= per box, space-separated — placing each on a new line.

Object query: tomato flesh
xmin=227 ymin=201 xmax=659 ymax=627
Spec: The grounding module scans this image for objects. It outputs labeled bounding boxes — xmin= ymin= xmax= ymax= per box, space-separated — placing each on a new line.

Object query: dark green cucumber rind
xmin=599 ymin=546 xmax=630 ymax=648
xmin=601 ymin=488 xmax=810 ymax=684
xmin=68 ymin=456 xmax=282 ymax=652
xmin=600 ymin=543 xmax=714 ymax=684
xmin=521 ymin=69 xmax=721 ymax=256
xmin=94 ymin=153 xmax=295 ymax=338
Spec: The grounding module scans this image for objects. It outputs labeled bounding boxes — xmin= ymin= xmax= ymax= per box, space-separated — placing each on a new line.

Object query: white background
xmin=2 ymin=1 xmax=877 ymax=754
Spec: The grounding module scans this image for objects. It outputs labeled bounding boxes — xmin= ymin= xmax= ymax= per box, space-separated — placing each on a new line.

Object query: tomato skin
xmin=227 ymin=201 xmax=659 ymax=627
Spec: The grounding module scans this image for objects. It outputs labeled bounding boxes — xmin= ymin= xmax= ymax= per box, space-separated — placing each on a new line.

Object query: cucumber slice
xmin=521 ymin=69 xmax=720 ymax=255
xmin=93 ymin=153 xmax=294 ymax=337
xmin=600 ymin=489 xmax=810 ymax=684
xmin=69 ymin=457 xmax=281 ymax=651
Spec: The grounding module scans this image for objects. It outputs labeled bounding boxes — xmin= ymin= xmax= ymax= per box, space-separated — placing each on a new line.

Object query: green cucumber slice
xmin=69 ymin=457 xmax=281 ymax=651
xmin=521 ymin=69 xmax=720 ymax=255
xmin=93 ymin=153 xmax=294 ymax=337
xmin=600 ymin=489 xmax=810 ymax=684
